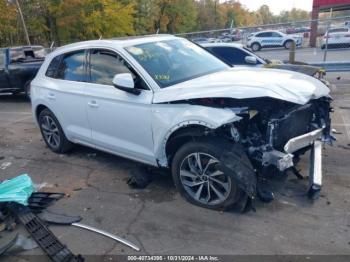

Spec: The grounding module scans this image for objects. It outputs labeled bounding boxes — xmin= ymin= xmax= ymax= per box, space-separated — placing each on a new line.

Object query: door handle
xmin=88 ymin=100 xmax=99 ymax=108
xmin=47 ymin=93 xmax=55 ymax=100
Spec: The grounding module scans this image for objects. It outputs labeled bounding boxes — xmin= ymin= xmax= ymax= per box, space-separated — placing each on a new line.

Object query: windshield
xmin=125 ymin=38 xmax=229 ymax=88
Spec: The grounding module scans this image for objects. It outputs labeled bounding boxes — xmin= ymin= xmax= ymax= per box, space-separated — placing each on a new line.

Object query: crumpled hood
xmin=153 ymin=67 xmax=330 ymax=105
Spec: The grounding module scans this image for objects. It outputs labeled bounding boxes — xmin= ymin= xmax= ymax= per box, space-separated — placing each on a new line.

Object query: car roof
xmin=52 ymin=34 xmax=178 ymax=55
xmin=328 ymin=27 xmax=349 ymax=31
xmin=201 ymin=43 xmax=244 ymax=49
xmin=255 ymin=30 xmax=283 ymax=34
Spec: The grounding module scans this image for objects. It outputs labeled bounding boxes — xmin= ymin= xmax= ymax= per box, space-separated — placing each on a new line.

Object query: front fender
xmin=151 ymin=104 xmax=241 ymax=167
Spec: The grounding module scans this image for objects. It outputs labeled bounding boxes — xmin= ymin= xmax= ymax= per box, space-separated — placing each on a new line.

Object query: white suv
xmin=31 ymin=35 xmax=332 ymax=210
xmin=247 ymin=30 xmax=303 ymax=51
xmin=321 ymin=27 xmax=350 ymax=49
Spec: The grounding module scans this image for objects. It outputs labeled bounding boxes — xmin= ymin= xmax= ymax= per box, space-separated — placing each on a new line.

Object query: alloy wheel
xmin=41 ymin=115 xmax=61 ymax=149
xmin=179 ymin=152 xmax=232 ymax=206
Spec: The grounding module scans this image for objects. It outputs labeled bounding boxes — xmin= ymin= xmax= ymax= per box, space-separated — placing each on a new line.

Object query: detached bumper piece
xmin=8 ymin=203 xmax=84 ymax=262
xmin=261 ymin=129 xmax=324 ymax=199
xmin=308 ymin=141 xmax=322 ymax=199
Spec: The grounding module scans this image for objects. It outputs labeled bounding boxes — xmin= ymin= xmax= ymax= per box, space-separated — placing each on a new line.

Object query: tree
xmin=0 ymin=0 xmax=19 ymax=46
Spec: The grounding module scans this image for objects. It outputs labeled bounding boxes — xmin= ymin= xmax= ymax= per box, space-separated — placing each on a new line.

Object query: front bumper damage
xmin=262 ymin=129 xmax=324 ymax=199
xmin=234 ymin=96 xmax=333 ymax=203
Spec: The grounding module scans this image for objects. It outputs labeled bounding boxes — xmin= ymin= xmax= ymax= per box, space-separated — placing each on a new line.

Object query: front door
xmin=85 ymin=49 xmax=156 ymax=165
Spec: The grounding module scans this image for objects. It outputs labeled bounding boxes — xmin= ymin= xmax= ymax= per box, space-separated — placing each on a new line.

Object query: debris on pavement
xmin=0 ymin=233 xmax=19 ymax=256
xmin=0 ymin=174 xmax=34 ymax=205
xmin=71 ymin=223 xmax=140 ymax=252
xmin=0 ymin=162 xmax=12 ymax=170
xmin=8 ymin=202 xmax=84 ymax=262
xmin=127 ymin=167 xmax=153 ymax=189
xmin=0 ymin=174 xmax=141 ymax=261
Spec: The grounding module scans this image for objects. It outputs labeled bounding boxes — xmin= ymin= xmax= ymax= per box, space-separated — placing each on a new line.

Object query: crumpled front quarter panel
xmin=151 ymin=104 xmax=240 ymax=167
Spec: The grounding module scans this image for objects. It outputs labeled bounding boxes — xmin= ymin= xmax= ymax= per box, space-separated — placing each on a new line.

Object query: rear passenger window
xmin=45 ymin=55 xmax=61 ymax=78
xmin=56 ymin=51 xmax=85 ymax=82
xmin=256 ymin=32 xmax=272 ymax=37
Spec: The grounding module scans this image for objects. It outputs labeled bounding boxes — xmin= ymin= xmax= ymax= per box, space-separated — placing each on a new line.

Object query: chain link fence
xmin=176 ymin=16 xmax=350 ymax=67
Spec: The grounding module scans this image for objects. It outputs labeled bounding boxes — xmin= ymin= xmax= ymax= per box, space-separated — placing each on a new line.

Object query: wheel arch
xmin=35 ymin=104 xmax=49 ymax=123
xmin=283 ymin=39 xmax=295 ymax=46
xmin=165 ymin=124 xmax=209 ymax=167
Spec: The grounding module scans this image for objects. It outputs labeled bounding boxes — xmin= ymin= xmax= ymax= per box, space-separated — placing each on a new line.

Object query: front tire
xmin=38 ymin=109 xmax=73 ymax=153
xmin=284 ymin=40 xmax=294 ymax=49
xmin=171 ymin=140 xmax=244 ymax=210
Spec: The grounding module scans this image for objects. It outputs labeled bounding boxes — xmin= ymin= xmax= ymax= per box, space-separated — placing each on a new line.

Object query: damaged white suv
xmin=31 ymin=35 xmax=333 ymax=211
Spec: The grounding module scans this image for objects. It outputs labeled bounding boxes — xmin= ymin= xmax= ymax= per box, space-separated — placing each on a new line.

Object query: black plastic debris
xmin=8 ymin=203 xmax=84 ymax=262
xmin=39 ymin=210 xmax=82 ymax=225
xmin=0 ymin=233 xmax=18 ymax=256
xmin=127 ymin=167 xmax=153 ymax=189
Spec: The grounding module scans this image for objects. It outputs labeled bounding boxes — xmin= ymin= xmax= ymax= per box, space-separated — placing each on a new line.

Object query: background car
xmin=202 ymin=42 xmax=328 ymax=83
xmin=0 ymin=45 xmax=45 ymax=99
xmin=192 ymin=37 xmax=222 ymax=44
xmin=247 ymin=30 xmax=303 ymax=51
xmin=321 ymin=27 xmax=350 ymax=49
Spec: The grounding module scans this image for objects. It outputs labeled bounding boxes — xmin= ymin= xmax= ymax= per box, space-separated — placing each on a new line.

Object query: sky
xmin=237 ymin=0 xmax=313 ymax=14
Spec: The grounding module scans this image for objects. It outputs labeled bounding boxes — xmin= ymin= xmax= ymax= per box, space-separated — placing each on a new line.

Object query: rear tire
xmin=38 ymin=108 xmax=73 ymax=153
xmin=171 ymin=139 xmax=245 ymax=211
xmin=251 ymin=42 xmax=261 ymax=52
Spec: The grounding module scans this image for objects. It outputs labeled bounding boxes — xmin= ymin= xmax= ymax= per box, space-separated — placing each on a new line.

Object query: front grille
xmin=267 ymin=103 xmax=313 ymax=151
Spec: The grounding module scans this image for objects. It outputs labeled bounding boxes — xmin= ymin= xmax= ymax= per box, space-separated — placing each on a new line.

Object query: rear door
xmin=44 ymin=50 xmax=91 ymax=144
xmin=85 ymin=48 xmax=156 ymax=165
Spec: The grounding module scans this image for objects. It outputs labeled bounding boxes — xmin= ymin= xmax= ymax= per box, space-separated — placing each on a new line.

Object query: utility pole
xmin=323 ymin=7 xmax=333 ymax=62
xmin=15 ymin=0 xmax=31 ymax=45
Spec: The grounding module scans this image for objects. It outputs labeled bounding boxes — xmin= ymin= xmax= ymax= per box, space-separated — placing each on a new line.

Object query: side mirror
xmin=112 ymin=73 xmax=140 ymax=95
xmin=245 ymin=56 xmax=258 ymax=65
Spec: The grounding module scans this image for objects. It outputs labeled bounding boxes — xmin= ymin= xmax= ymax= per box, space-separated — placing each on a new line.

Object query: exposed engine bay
xmin=172 ymin=96 xmax=334 ymax=202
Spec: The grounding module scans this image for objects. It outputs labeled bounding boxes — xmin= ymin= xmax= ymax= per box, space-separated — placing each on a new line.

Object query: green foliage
xmin=0 ymin=0 xmax=313 ymax=47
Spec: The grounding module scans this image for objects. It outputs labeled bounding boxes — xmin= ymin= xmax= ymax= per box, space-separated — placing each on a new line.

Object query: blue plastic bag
xmin=0 ymin=174 xmax=34 ymax=205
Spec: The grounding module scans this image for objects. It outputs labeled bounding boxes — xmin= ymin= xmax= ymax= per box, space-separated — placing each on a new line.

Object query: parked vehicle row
xmin=30 ymin=35 xmax=332 ymax=211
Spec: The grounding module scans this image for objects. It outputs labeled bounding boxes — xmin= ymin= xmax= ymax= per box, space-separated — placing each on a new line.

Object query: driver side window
xmin=89 ymin=49 xmax=149 ymax=90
